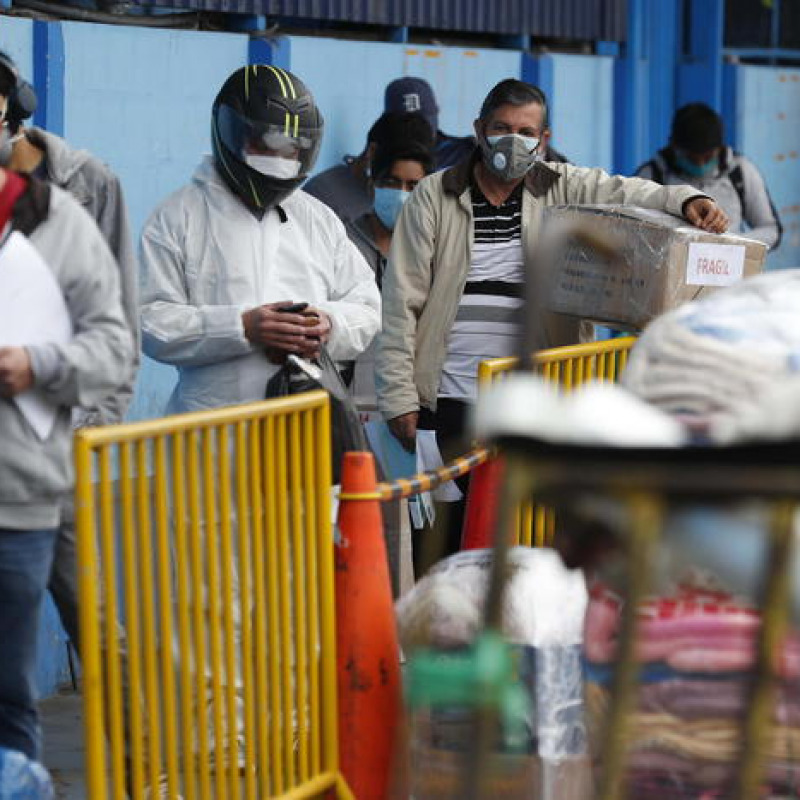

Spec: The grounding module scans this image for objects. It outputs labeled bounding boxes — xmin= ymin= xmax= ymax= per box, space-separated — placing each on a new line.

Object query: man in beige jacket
xmin=376 ymin=78 xmax=727 ymax=566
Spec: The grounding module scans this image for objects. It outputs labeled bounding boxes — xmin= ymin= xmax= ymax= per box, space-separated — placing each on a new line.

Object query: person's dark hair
xmin=0 ymin=51 xmax=37 ymax=133
xmin=479 ymin=79 xmax=549 ymax=127
xmin=367 ymin=112 xmax=435 ymax=179
xmin=0 ymin=61 xmax=14 ymax=100
xmin=671 ymin=103 xmax=724 ymax=153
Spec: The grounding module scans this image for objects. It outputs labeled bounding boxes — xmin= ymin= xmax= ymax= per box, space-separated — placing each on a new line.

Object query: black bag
xmin=265 ymin=346 xmax=368 ymax=484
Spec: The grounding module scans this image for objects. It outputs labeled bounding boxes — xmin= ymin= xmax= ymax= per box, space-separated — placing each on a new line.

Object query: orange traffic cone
xmin=460 ymin=457 xmax=504 ymax=550
xmin=335 ymin=451 xmax=402 ymax=800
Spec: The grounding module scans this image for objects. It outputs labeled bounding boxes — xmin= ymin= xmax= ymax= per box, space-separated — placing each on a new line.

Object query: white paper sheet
xmin=416 ymin=429 xmax=463 ymax=502
xmin=686 ymin=242 xmax=746 ymax=287
xmin=0 ymin=231 xmax=72 ymax=440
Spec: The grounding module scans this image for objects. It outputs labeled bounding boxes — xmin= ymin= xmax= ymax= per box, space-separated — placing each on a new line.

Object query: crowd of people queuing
xmin=0 ymin=47 xmax=775 ymax=797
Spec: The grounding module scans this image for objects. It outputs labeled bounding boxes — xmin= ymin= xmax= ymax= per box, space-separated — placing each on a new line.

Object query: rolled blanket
xmin=622 ymin=269 xmax=800 ymax=440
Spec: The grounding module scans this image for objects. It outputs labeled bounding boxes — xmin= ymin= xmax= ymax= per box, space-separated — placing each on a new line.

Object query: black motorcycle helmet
xmin=0 ymin=51 xmax=37 ymax=133
xmin=211 ymin=65 xmax=323 ymax=213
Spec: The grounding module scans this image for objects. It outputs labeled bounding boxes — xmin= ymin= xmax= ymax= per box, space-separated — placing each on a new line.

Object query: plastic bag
xmin=397 ymin=548 xmax=590 ymax=772
xmin=0 ymin=748 xmax=53 ymax=800
xmin=265 ymin=346 xmax=367 ymax=483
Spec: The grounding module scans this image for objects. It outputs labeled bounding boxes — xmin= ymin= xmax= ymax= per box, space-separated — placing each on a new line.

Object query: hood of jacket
xmin=25 ymin=127 xmax=95 ymax=186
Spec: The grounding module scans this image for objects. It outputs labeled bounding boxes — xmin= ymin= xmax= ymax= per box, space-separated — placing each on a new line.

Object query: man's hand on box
xmin=0 ymin=346 xmax=33 ymax=397
xmin=684 ymin=197 xmax=729 ymax=234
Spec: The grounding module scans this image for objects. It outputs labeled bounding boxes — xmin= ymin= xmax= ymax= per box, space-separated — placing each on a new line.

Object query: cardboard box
xmin=544 ymin=205 xmax=767 ymax=331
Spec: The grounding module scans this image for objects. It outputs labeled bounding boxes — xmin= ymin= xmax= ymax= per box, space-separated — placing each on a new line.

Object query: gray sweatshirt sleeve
xmin=26 ymin=193 xmax=134 ymax=409
xmin=60 ymin=168 xmax=141 ymax=426
xmin=87 ymin=172 xmax=140 ymax=423
xmin=739 ymin=157 xmax=782 ymax=250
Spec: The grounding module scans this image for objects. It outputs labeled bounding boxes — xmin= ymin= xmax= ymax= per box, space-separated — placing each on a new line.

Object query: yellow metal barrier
xmin=477 ymin=336 xmax=637 ymax=389
xmin=478 ymin=337 xmax=637 ymax=546
xmin=75 ymin=391 xmax=353 ymax=800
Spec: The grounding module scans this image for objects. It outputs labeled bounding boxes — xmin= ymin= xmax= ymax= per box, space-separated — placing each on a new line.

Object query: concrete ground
xmin=41 ymin=690 xmax=86 ymax=800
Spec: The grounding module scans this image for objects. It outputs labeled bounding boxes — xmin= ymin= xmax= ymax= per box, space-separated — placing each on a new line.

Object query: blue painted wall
xmin=614 ymin=0 xmax=682 ymax=176
xmin=61 ymin=23 xmax=247 ymax=236
xmin=547 ymin=54 xmax=614 ymax=171
xmin=734 ymin=64 xmax=800 ymax=270
xmin=0 ymin=17 xmax=33 ymax=75
xmin=522 ymin=51 xmax=614 ymax=171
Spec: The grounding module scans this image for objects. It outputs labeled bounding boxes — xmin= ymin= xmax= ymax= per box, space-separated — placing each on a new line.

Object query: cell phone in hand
xmin=278 ymin=302 xmax=309 ymax=313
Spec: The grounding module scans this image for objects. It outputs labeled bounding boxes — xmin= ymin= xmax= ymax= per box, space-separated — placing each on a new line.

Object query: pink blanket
xmin=584 ymin=583 xmax=800 ymax=677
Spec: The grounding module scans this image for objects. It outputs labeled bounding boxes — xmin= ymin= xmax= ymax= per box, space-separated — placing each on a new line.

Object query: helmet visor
xmin=216 ymin=103 xmax=322 ymax=178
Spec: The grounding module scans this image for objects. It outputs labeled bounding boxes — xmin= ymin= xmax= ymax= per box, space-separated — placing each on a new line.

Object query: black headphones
xmin=0 ymin=51 xmax=37 ymax=124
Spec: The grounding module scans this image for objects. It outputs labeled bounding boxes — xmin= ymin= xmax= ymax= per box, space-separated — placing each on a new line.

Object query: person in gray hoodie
xmin=636 ymin=103 xmax=782 ymax=251
xmin=0 ymin=166 xmax=132 ymax=763
xmin=0 ymin=51 xmax=139 ymax=658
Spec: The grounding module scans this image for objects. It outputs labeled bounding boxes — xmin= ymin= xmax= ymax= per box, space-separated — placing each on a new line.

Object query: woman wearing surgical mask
xmin=345 ymin=112 xmax=434 ymax=287
xmin=346 ymin=112 xmax=433 ymax=411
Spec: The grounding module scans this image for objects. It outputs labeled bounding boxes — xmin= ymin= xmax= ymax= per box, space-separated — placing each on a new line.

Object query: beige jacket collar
xmin=441 ymin=148 xmax=563 ymax=199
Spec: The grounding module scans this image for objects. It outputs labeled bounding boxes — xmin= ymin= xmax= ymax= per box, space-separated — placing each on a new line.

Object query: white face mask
xmin=244 ymin=153 xmax=301 ymax=180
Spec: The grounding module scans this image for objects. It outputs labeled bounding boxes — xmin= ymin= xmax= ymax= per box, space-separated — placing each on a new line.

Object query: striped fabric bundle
xmin=584 ymin=581 xmax=800 ymax=798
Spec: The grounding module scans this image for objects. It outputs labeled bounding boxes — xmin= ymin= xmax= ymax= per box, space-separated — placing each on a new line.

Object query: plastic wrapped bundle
xmin=543 ymin=205 xmax=766 ymax=332
xmin=397 ymin=547 xmax=591 ymax=800
xmin=621 ymin=269 xmax=800 ymax=441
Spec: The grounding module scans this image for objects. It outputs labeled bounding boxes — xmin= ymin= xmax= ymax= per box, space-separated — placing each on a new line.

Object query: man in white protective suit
xmin=139 ymin=64 xmax=380 ymax=788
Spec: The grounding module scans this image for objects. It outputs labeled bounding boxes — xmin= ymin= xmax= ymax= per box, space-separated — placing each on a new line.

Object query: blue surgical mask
xmin=374 ymin=187 xmax=411 ymax=230
xmin=674 ymin=150 xmax=719 ymax=178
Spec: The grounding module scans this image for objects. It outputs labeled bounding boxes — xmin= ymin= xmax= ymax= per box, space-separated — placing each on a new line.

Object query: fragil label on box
xmin=686 ymin=242 xmax=746 ymax=286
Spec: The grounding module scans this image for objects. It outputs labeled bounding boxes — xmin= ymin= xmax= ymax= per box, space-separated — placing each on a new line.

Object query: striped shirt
xmin=439 ymin=181 xmax=525 ymax=401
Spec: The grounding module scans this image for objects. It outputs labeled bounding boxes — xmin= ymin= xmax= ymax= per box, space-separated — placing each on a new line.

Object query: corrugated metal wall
xmin=131 ymin=0 xmax=628 ymax=42
xmin=724 ymin=0 xmax=800 ymax=50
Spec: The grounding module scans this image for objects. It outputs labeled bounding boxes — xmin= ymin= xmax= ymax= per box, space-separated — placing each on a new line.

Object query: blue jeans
xmin=0 ymin=527 xmax=58 ymax=760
